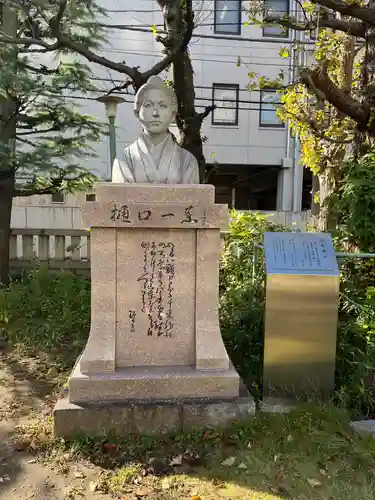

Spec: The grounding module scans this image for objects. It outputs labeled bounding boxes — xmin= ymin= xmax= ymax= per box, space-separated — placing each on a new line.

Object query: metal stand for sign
xmin=262 ymin=232 xmax=340 ymax=398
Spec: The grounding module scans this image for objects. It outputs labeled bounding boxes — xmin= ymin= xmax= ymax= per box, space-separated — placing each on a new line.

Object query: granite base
xmin=53 ymin=394 xmax=256 ymax=437
xmin=68 ymin=362 xmax=240 ymax=404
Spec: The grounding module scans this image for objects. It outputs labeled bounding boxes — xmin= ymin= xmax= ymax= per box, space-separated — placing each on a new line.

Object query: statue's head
xmin=134 ymin=76 xmax=177 ymax=136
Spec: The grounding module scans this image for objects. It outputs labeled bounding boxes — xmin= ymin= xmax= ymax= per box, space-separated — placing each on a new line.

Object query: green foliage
xmin=333 ymin=151 xmax=375 ymax=252
xmin=278 ymin=31 xmax=357 ymax=178
xmin=0 ymin=1 xmax=107 ymax=195
xmin=0 ymin=268 xmax=90 ymax=373
xmin=335 ymin=283 xmax=375 ymax=415
xmin=219 ymin=211 xmax=286 ymax=397
xmin=1 ymin=211 xmax=375 ymax=415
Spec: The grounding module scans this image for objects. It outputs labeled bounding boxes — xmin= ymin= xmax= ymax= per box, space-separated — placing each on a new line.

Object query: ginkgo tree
xmin=247 ymin=0 xmax=375 ymax=137
xmin=279 ymin=31 xmax=359 ymax=231
xmin=244 ymin=0 xmax=375 ymax=229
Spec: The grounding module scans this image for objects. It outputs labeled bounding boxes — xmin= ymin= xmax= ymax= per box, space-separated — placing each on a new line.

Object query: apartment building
xmin=12 ymin=0 xmax=314 ymax=229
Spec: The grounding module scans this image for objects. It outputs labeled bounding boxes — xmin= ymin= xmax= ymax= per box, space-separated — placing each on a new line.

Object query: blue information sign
xmin=263 ymin=232 xmax=339 ymax=275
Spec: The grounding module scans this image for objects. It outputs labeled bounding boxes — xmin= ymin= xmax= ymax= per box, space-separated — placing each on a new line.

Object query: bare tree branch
xmin=197 ymin=104 xmax=216 ymax=122
xmin=300 ymin=67 xmax=370 ymax=127
xmin=284 ymin=110 xmax=354 ymax=143
xmin=264 ymin=14 xmax=366 ymax=37
xmin=311 ymin=0 xmax=375 ymax=27
xmin=53 ymin=0 xmax=68 ymax=30
xmin=0 ymin=33 xmax=58 ymax=50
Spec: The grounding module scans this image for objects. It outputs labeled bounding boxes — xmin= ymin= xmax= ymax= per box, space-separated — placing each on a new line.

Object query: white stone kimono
xmin=112 ymin=133 xmax=200 ymax=184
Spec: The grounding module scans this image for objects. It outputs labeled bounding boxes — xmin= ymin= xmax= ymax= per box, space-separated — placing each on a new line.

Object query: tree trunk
xmin=318 ymin=170 xmax=334 ymax=232
xmin=0 ymin=5 xmax=17 ymax=285
xmin=173 ymin=52 xmax=206 ymax=181
xmin=158 ymin=0 xmax=207 ymax=182
xmin=318 ymin=166 xmax=340 ymax=233
xmin=0 ymin=169 xmax=15 ymax=285
xmin=311 ymin=174 xmax=320 ymax=216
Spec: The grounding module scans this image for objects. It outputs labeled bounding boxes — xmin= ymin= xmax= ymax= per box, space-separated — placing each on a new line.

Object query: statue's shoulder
xmin=123 ymin=140 xmax=138 ymax=154
xmin=179 ymin=145 xmax=198 ymax=166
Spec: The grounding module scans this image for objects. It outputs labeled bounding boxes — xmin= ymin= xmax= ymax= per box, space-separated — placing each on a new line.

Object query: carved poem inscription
xmin=134 ymin=241 xmax=176 ymax=337
xmin=116 ymin=229 xmax=195 ymax=368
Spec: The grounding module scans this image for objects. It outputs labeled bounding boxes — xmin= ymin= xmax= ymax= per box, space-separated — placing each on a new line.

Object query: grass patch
xmin=0 ymin=267 xmax=90 ymax=387
xmin=2 ymin=249 xmax=375 ymax=497
xmin=10 ymin=404 xmax=375 ymax=499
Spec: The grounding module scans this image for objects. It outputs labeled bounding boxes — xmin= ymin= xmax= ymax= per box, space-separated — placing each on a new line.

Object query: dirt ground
xmin=0 ymin=351 xmax=113 ymax=500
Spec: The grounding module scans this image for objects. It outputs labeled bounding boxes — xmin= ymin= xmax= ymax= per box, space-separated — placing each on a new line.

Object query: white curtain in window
xmin=260 ymin=91 xmax=282 ymax=126
xmin=215 ymin=0 xmax=240 ymax=33
xmin=213 ymin=87 xmax=238 ymax=124
xmin=263 ymin=0 xmax=288 ymax=36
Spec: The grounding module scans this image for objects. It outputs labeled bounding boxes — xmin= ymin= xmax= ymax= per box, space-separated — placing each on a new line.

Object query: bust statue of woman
xmin=112 ymin=76 xmax=200 ymax=184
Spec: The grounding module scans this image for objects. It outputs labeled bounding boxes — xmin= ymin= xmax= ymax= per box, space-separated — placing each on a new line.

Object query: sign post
xmin=263 ymin=232 xmax=340 ymax=397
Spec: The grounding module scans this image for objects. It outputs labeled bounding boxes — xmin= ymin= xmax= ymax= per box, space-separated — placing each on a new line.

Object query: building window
xmin=51 ymin=193 xmax=65 ymax=203
xmin=212 ymin=84 xmax=239 ymax=126
xmin=262 ymin=0 xmax=289 ymax=38
xmin=214 ymin=0 xmax=241 ymax=35
xmin=86 ymin=193 xmax=96 ymax=202
xmin=259 ymin=89 xmax=284 ymax=127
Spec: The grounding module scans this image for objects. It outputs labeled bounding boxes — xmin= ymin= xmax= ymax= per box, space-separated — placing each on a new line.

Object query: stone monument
xmin=53 ymin=78 xmax=254 ymax=437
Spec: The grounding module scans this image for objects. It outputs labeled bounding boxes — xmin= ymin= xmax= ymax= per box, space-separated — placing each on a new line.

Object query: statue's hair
xmin=134 ymin=76 xmax=177 ymax=116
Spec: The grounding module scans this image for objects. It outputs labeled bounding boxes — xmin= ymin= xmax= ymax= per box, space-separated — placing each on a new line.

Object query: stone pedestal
xmin=54 ymin=183 xmax=250 ymax=436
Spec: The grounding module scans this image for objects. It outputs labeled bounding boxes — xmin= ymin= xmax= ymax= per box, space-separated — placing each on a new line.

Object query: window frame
xmin=211 ymin=83 xmax=240 ymax=127
xmin=214 ymin=0 xmax=242 ymax=36
xmin=51 ymin=193 xmax=65 ymax=203
xmin=259 ymin=89 xmax=285 ymax=128
xmin=262 ymin=0 xmax=290 ymax=39
xmin=85 ymin=193 xmax=96 ymax=202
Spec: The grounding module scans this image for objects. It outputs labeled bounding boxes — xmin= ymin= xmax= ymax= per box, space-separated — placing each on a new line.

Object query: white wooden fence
xmin=10 ymin=229 xmax=90 ymax=273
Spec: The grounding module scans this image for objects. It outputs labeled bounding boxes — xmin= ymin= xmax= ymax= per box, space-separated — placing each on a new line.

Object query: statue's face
xmin=138 ymin=89 xmax=174 ymax=135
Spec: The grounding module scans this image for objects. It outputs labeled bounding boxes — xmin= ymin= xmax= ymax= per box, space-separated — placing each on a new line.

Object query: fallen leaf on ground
xmin=221 ymin=456 xmax=236 ymax=467
xmin=89 ymin=480 xmax=100 ymax=492
xmin=29 ymin=440 xmax=38 ymax=451
xmin=147 ymin=457 xmax=172 ymax=475
xmin=102 ymin=442 xmax=117 ymax=452
xmin=135 ymin=486 xmax=151 ymax=497
xmin=307 ymin=478 xmax=322 ymax=487
xmin=74 ymin=469 xmax=86 ymax=479
xmin=169 ymin=455 xmax=183 ymax=466
xmin=270 ymin=484 xmax=292 ymax=496
xmin=191 ymin=496 xmax=201 ymax=500
xmin=212 ymin=477 xmax=226 ymax=487
xmin=161 ymin=477 xmax=174 ymax=490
